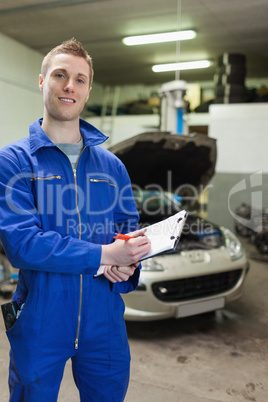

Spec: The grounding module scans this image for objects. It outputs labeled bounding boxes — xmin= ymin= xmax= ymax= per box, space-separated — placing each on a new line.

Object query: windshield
xmin=133 ymin=190 xmax=181 ymax=222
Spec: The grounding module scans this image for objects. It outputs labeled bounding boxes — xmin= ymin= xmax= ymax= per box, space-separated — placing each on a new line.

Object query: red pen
xmin=113 ymin=233 xmax=134 ymax=240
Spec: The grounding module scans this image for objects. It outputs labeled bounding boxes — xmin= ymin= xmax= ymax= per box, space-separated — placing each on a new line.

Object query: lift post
xmin=159 ymin=80 xmax=187 ymax=134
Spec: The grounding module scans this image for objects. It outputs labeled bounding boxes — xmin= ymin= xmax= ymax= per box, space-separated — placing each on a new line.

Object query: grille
xmin=152 ymin=269 xmax=242 ymax=302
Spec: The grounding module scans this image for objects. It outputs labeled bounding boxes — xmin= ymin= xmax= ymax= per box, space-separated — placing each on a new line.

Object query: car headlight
xmin=223 ymin=228 xmax=244 ymax=261
xmin=141 ymin=258 xmax=164 ymax=272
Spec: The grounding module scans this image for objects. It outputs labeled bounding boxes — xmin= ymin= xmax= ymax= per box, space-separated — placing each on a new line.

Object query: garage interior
xmin=0 ymin=0 xmax=268 ymax=401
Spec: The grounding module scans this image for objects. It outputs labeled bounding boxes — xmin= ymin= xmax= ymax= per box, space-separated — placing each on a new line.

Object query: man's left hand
xmin=103 ymin=263 xmax=139 ymax=283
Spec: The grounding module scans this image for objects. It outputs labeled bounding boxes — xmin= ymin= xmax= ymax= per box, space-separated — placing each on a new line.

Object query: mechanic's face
xmin=39 ymin=53 xmax=91 ymax=123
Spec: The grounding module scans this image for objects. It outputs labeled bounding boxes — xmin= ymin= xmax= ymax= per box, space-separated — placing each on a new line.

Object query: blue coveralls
xmin=0 ymin=118 xmax=140 ymax=401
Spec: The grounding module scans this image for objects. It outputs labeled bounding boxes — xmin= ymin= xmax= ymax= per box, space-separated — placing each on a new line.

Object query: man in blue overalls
xmin=0 ymin=38 xmax=150 ymax=401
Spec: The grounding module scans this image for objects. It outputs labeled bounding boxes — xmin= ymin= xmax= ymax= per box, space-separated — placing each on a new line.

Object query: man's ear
xmin=86 ymin=86 xmax=92 ymax=103
xmin=39 ymin=74 xmax=44 ymax=92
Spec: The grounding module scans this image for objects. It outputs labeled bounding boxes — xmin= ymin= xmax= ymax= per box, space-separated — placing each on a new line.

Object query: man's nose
xmin=63 ymin=78 xmax=75 ymax=92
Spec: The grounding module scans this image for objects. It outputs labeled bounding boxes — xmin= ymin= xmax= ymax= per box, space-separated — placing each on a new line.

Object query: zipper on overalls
xmin=73 ymin=165 xmax=84 ymax=350
xmin=30 ymin=175 xmax=62 ymax=181
xmin=56 ymin=146 xmax=85 ymax=350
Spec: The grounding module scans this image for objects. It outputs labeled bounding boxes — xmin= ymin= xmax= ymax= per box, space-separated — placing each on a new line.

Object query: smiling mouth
xmin=59 ymin=97 xmax=76 ymax=103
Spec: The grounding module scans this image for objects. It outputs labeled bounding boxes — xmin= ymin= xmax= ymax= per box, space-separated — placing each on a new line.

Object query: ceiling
xmin=0 ymin=0 xmax=268 ymax=86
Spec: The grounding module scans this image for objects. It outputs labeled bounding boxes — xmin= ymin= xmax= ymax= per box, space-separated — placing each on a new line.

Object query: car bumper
xmin=122 ymin=249 xmax=249 ymax=321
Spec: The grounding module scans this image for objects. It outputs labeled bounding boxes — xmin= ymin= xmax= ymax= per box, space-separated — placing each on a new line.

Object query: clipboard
xmin=95 ymin=210 xmax=188 ymax=277
xmin=139 ymin=209 xmax=188 ymax=261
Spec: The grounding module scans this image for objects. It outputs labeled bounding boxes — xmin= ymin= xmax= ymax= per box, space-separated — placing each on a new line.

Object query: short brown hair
xmin=41 ymin=38 xmax=94 ymax=87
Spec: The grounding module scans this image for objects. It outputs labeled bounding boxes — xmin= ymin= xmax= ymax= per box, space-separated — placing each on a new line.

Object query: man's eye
xmin=77 ymin=79 xmax=84 ymax=84
xmin=56 ymin=74 xmax=64 ymax=78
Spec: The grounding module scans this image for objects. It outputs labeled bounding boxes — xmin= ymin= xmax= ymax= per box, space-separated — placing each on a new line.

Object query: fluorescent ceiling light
xmin=152 ymin=60 xmax=211 ymax=72
xmin=123 ymin=30 xmax=196 ymax=46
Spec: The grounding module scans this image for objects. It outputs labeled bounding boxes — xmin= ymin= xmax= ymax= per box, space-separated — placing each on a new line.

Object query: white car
xmin=109 ymin=131 xmax=249 ymax=321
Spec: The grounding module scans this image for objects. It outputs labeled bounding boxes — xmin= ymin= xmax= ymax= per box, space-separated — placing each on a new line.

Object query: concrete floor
xmin=0 ymin=238 xmax=267 ymax=402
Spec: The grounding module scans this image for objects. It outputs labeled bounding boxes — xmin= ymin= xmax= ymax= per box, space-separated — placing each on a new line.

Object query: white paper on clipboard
xmin=140 ymin=209 xmax=188 ymax=261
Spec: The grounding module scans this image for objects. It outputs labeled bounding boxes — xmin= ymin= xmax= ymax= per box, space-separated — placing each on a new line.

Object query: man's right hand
xmin=101 ymin=229 xmax=151 ymax=267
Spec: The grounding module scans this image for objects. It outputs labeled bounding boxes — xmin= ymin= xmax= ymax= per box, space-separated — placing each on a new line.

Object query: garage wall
xmin=0 ymin=33 xmax=44 ymax=148
xmin=87 ymin=114 xmax=160 ymax=147
xmin=207 ymin=104 xmax=268 ymax=231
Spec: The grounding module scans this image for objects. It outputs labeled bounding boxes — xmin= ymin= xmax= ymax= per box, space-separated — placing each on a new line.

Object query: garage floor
xmin=0 ymin=238 xmax=267 ymax=402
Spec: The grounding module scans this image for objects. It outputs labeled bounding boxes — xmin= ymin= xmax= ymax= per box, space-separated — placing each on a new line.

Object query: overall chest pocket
xmin=30 ymin=174 xmax=75 ymax=228
xmin=87 ymin=176 xmax=119 ymax=216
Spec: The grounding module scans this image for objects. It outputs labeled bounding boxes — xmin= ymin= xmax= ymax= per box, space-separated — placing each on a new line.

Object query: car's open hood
xmin=109 ymin=131 xmax=216 ymax=194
